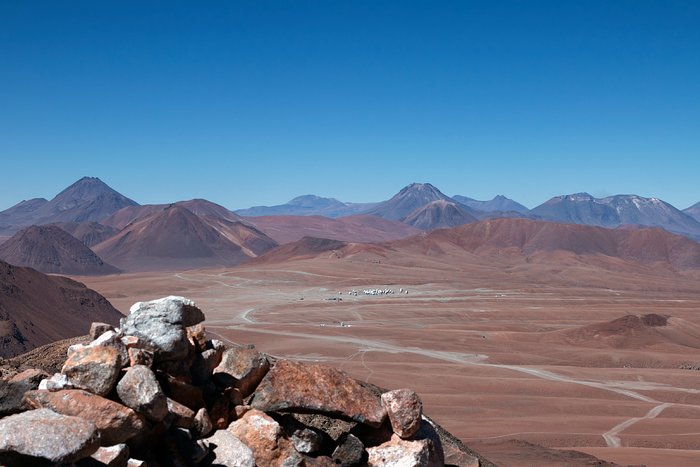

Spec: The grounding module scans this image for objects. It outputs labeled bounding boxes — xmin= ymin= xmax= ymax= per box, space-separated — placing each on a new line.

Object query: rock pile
xmin=0 ymin=296 xmax=479 ymax=467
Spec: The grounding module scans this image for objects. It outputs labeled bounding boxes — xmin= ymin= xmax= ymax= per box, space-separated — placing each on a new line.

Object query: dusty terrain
xmin=81 ymin=250 xmax=700 ymax=466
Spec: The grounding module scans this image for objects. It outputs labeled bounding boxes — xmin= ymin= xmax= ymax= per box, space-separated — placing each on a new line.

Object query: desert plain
xmin=81 ymin=248 xmax=700 ymax=467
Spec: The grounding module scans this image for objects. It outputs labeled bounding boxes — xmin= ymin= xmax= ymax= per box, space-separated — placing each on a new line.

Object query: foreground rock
xmin=381 ymin=389 xmax=423 ymax=439
xmin=251 ymin=359 xmax=387 ymax=427
xmin=116 ymin=365 xmax=168 ymax=422
xmin=0 ymin=408 xmax=100 ymax=463
xmin=205 ymin=430 xmax=255 ymax=467
xmin=228 ymin=409 xmax=303 ymax=467
xmin=367 ymin=435 xmax=442 ymax=467
xmin=121 ymin=296 xmax=204 ymax=361
xmin=23 ymin=389 xmax=146 ymax=445
xmin=61 ymin=344 xmax=121 ymax=396
xmin=212 ymin=345 xmax=269 ymax=396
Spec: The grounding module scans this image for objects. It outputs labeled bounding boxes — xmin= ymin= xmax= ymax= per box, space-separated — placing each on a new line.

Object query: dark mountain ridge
xmin=0 ymin=225 xmax=120 ymax=275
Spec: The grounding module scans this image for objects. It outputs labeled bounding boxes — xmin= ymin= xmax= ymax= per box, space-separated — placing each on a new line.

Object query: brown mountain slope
xmin=245 ymin=214 xmax=420 ymax=244
xmin=396 ymin=218 xmax=700 ymax=270
xmin=0 ymin=225 xmax=120 ymax=275
xmin=253 ymin=218 xmax=700 ymax=274
xmin=92 ymin=205 xmax=251 ymax=271
xmin=402 ymin=199 xmax=478 ymax=230
xmin=100 ymin=204 xmax=167 ymax=229
xmin=102 ymin=199 xmax=244 ymax=230
xmin=252 ymin=237 xmax=349 ymax=264
xmin=0 ymin=260 xmax=122 ymax=357
xmin=48 ymin=221 xmax=119 ymax=247
xmin=201 ymin=216 xmax=278 ymax=257
xmin=546 ymin=314 xmax=700 ymax=349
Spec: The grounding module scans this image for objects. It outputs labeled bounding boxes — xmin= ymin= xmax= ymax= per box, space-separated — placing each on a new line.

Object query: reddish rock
xmin=0 ymin=408 xmax=100 ymax=463
xmin=86 ymin=443 xmax=130 ymax=467
xmin=9 ymin=368 xmax=49 ymax=386
xmin=228 ymin=409 xmax=303 ymax=467
xmin=121 ymin=335 xmax=140 ymax=348
xmin=233 ymin=404 xmax=252 ymax=419
xmin=23 ymin=389 xmax=146 ymax=446
xmin=367 ymin=435 xmax=442 ymax=467
xmin=160 ymin=376 xmax=205 ymax=410
xmin=205 ymin=430 xmax=254 ymax=467
xmin=127 ymin=347 xmax=153 ymax=368
xmin=192 ymin=407 xmax=213 ymax=438
xmin=381 ymin=389 xmax=423 ymax=439
xmin=209 ymin=393 xmax=230 ymax=429
xmin=89 ymin=322 xmax=115 ymax=340
xmin=116 ymin=365 xmax=168 ymax=422
xmin=213 ymin=345 xmax=269 ymax=396
xmin=167 ymin=397 xmax=195 ymax=428
xmin=187 ymin=323 xmax=208 ymax=352
xmin=61 ymin=344 xmax=121 ymax=396
xmin=87 ymin=331 xmax=130 ymax=368
xmin=2 ymin=370 xmax=47 ymax=416
xmin=251 ymin=359 xmax=386 ymax=427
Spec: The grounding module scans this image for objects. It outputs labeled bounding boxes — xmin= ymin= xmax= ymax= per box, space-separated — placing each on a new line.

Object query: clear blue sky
xmin=1 ymin=1 xmax=698 ymax=210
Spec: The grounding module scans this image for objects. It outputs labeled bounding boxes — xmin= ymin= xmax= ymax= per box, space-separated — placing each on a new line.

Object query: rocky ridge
xmin=0 ymin=296 xmax=486 ymax=466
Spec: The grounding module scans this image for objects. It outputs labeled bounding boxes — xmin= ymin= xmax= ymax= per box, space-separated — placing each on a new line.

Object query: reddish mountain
xmin=98 ymin=200 xmax=278 ymax=268
xmin=251 ymin=237 xmax=349 ymax=264
xmin=396 ymin=218 xmax=700 ymax=269
xmin=549 ymin=314 xmax=700 ymax=349
xmin=402 ymin=200 xmax=478 ymax=230
xmin=100 ymin=204 xmax=166 ymax=229
xmin=245 ymin=214 xmax=420 ymax=244
xmin=92 ymin=205 xmax=255 ymax=271
xmin=0 ymin=225 xmax=119 ymax=275
xmin=0 ymin=177 xmax=138 ymax=234
xmin=48 ymin=221 xmax=119 ymax=247
xmin=200 ymin=216 xmax=278 ymax=257
xmin=0 ymin=259 xmax=123 ymax=357
xmin=102 ymin=199 xmax=244 ymax=230
xmin=255 ymin=218 xmax=700 ymax=272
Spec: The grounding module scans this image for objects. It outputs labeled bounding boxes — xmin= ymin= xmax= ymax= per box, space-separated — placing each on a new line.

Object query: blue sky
xmin=1 ymin=1 xmax=698 ymax=210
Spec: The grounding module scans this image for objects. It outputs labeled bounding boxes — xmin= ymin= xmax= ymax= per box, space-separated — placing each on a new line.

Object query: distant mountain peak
xmin=531 ymin=192 xmax=700 ymax=240
xmin=452 ymin=194 xmax=529 ymax=214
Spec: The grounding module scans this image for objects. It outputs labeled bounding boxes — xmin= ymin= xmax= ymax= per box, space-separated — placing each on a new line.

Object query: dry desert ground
xmin=81 ymin=253 xmax=700 ymax=466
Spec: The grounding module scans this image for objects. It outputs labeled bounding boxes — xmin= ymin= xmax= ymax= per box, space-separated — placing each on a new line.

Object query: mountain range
xmin=235 ymin=195 xmax=376 ymax=218
xmin=0 ymin=176 xmax=698 ymax=274
xmin=529 ymin=193 xmax=700 ymax=240
xmin=452 ymin=194 xmax=529 ymax=214
xmin=256 ymin=218 xmax=700 ymax=273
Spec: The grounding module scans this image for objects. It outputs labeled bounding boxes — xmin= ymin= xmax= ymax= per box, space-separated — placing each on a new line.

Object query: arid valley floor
xmin=80 ymin=252 xmax=700 ymax=467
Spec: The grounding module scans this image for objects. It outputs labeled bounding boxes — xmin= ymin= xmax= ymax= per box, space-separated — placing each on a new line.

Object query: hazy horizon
xmin=1 ymin=1 xmax=698 ymax=210
xmin=2 ymin=175 xmax=700 ymax=213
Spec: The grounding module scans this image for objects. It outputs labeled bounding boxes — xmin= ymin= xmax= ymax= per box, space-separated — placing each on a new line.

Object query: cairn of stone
xmin=0 ymin=296 xmax=468 ymax=466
